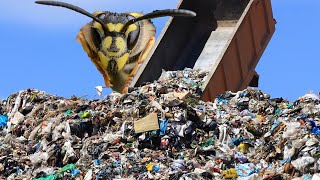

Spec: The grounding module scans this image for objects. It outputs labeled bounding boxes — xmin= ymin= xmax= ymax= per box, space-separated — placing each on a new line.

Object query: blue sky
xmin=0 ymin=0 xmax=319 ymax=101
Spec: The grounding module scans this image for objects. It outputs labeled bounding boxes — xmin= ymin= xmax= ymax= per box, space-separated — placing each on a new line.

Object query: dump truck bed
xmin=130 ymin=0 xmax=275 ymax=102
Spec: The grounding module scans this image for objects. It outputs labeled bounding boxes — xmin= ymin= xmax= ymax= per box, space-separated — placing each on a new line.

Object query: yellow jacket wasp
xmin=35 ymin=1 xmax=196 ymax=93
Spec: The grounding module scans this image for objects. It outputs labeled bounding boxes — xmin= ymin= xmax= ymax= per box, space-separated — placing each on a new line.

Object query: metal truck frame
xmin=130 ymin=0 xmax=276 ymax=102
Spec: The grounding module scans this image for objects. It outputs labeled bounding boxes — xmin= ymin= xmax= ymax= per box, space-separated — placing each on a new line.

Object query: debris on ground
xmin=1 ymin=68 xmax=320 ymax=179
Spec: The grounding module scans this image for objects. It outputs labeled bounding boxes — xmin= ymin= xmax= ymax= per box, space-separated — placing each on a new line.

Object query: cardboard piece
xmin=134 ymin=113 xmax=159 ymax=133
xmin=173 ymin=92 xmax=190 ymax=100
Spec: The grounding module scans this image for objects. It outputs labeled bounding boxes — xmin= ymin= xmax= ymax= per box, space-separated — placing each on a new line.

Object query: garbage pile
xmin=1 ymin=68 xmax=320 ymax=180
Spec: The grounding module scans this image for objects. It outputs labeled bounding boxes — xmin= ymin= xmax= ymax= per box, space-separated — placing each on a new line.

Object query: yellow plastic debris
xmin=146 ymin=163 xmax=153 ymax=171
xmin=222 ymin=168 xmax=238 ymax=179
xmin=238 ymin=142 xmax=250 ymax=153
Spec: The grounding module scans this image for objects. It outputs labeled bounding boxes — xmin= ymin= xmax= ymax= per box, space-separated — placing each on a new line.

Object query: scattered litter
xmin=0 ymin=68 xmax=320 ymax=179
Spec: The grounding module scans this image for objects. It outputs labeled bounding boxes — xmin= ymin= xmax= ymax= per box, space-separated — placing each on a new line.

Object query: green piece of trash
xmin=59 ymin=164 xmax=77 ymax=173
xmin=201 ymin=138 xmax=214 ymax=147
xmin=34 ymin=174 xmax=58 ymax=180
xmin=80 ymin=111 xmax=91 ymax=119
xmin=64 ymin=109 xmax=72 ymax=116
xmin=287 ymin=104 xmax=293 ymax=108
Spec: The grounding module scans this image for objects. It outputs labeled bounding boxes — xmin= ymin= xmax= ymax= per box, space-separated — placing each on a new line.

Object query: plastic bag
xmin=0 ymin=114 xmax=8 ymax=128
xmin=235 ymin=163 xmax=259 ymax=177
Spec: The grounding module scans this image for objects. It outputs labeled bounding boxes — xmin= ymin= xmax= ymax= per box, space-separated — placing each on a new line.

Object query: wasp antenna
xmin=122 ymin=9 xmax=196 ymax=32
xmin=35 ymin=1 xmax=109 ymax=34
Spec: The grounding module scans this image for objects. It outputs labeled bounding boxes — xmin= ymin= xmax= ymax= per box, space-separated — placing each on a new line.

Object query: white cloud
xmin=0 ymin=0 xmax=179 ymax=27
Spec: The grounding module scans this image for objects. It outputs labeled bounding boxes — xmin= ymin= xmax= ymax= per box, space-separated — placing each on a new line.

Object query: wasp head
xmin=35 ymin=1 xmax=196 ymax=75
xmin=91 ymin=12 xmax=141 ymax=75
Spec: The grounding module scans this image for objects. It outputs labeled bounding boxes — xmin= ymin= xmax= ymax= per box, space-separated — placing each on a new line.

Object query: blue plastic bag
xmin=0 ymin=114 xmax=8 ymax=128
xmin=94 ymin=159 xmax=101 ymax=166
xmin=307 ymin=120 xmax=320 ymax=135
xmin=235 ymin=163 xmax=259 ymax=177
xmin=71 ymin=168 xmax=80 ymax=177
xmin=232 ymin=137 xmax=245 ymax=146
xmin=159 ymin=118 xmax=169 ymax=135
xmin=311 ymin=127 xmax=320 ymax=135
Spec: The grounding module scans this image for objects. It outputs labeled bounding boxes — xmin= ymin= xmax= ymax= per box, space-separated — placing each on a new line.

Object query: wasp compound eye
xmin=126 ymin=23 xmax=140 ymax=50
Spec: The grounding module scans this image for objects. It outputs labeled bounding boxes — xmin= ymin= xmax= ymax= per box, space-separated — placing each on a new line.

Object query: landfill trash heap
xmin=1 ymin=68 xmax=320 ymax=180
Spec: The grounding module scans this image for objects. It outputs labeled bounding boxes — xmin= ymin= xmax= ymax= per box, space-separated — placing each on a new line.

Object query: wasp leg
xmin=121 ymin=36 xmax=156 ymax=94
xmin=121 ymin=77 xmax=132 ymax=94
